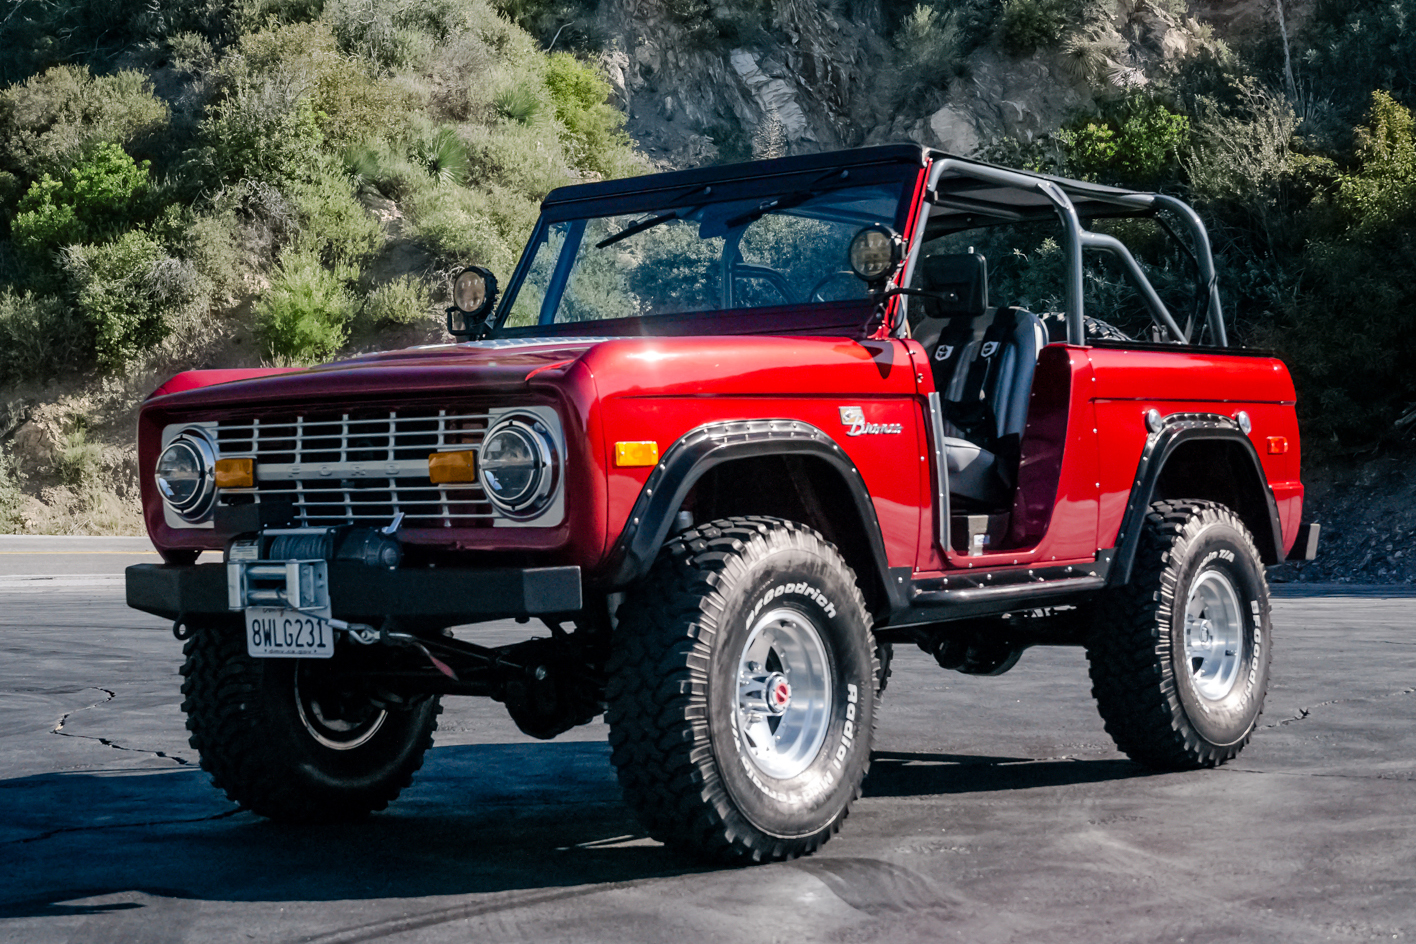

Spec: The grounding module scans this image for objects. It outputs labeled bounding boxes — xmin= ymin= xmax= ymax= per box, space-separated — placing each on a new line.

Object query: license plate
xmin=245 ymin=607 xmax=335 ymax=659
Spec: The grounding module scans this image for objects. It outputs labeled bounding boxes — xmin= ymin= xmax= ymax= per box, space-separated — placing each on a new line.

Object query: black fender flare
xmin=603 ymin=419 xmax=904 ymax=609
xmin=1108 ymin=413 xmax=1285 ymax=587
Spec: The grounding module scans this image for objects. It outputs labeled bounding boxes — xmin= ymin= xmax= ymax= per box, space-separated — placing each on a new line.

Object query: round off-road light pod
xmin=477 ymin=418 xmax=555 ymax=516
xmin=155 ymin=428 xmax=216 ymax=522
xmin=453 ymin=269 xmax=487 ymax=313
xmin=848 ymin=224 xmax=902 ymax=282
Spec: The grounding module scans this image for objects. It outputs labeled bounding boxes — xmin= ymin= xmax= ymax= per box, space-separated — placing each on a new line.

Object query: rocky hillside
xmin=587 ymin=0 xmax=1275 ymax=165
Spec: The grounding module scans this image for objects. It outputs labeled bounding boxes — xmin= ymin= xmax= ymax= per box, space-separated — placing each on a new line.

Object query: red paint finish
xmin=913 ymin=346 xmax=1101 ymax=574
xmin=583 ymin=337 xmax=922 ymax=574
xmin=1087 ymin=347 xmax=1304 ymax=555
xmin=150 ymin=368 xmax=301 ymax=398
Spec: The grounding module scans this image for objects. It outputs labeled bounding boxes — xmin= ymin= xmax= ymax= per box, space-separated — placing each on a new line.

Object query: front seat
xmin=915 ymin=253 xmax=1047 ymax=508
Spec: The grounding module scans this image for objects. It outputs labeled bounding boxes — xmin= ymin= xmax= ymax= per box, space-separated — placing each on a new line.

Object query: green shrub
xmin=62 ymin=230 xmax=200 ymax=370
xmin=256 ymin=252 xmax=357 ymax=361
xmin=289 ymin=160 xmax=385 ymax=267
xmin=462 ymin=121 xmax=574 ymax=197
xmin=0 ymin=289 xmax=89 ymax=385
xmin=495 ymin=84 xmax=545 ymax=125
xmin=0 ymin=445 xmax=26 ymax=533
xmin=404 ymin=181 xmax=537 ymax=272
xmin=1060 ymin=95 xmax=1190 ymax=186
xmin=544 ymin=53 xmax=634 ymax=178
xmin=412 ymin=126 xmax=470 ymax=184
xmin=232 ymin=0 xmax=327 ymax=31
xmin=237 ymin=20 xmax=421 ymax=150
xmin=179 ymin=210 xmax=245 ymax=302
xmin=199 ymin=78 xmax=325 ymax=186
xmin=0 ymin=67 xmax=168 ymax=179
xmin=55 ymin=424 xmax=103 ymax=488
xmin=893 ymin=5 xmax=965 ymax=98
xmin=1000 ymin=0 xmax=1078 ymax=56
xmin=1335 ymin=90 xmax=1416 ymax=233
xmin=343 ymin=141 xmax=433 ymax=201
xmin=365 ymin=275 xmax=431 ymax=324
xmin=11 ymin=142 xmax=152 ymax=276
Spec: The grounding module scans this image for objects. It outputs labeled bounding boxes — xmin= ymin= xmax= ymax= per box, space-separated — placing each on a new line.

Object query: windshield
xmin=497 ymin=182 xmax=911 ymax=332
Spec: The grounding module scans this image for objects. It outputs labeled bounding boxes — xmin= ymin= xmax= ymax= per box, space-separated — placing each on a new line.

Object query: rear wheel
xmin=606 ymin=517 xmax=878 ymax=863
xmin=180 ymin=622 xmax=440 ymax=821
xmin=1086 ymin=500 xmax=1272 ymax=769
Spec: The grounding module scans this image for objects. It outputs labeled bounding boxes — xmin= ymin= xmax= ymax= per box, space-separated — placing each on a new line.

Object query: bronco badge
xmin=839 ymin=406 xmax=903 ymax=437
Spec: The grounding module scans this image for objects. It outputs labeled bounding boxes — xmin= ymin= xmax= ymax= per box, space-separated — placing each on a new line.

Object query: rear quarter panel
xmin=1088 ymin=346 xmax=1303 ymax=555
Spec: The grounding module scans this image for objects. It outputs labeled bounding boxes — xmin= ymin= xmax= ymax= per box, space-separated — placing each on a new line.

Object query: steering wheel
xmin=807 ymin=270 xmax=861 ymax=303
xmin=732 ymin=264 xmax=792 ymax=306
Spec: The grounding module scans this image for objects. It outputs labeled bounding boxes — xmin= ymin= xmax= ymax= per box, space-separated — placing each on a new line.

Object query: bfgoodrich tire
xmin=1087 ymin=500 xmax=1272 ymax=769
xmin=606 ymin=517 xmax=878 ymax=863
xmin=180 ymin=621 xmax=440 ymax=821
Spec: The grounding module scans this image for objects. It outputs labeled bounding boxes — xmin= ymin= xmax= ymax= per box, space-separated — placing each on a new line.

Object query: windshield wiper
xmin=723 ymin=169 xmax=852 ymax=229
xmin=724 ymin=190 xmax=819 ymax=229
xmin=595 ymin=210 xmax=683 ymax=249
xmin=594 ymin=184 xmax=714 ymax=249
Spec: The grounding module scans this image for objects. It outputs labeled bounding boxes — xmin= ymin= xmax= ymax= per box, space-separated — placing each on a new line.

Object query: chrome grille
xmin=214 ymin=407 xmax=493 ymax=527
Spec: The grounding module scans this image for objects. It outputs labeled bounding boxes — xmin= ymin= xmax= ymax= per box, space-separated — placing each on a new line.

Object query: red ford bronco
xmin=127 ymin=145 xmax=1318 ymax=862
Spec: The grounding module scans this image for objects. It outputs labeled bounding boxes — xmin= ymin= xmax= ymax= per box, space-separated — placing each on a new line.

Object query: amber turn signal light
xmin=1267 ymin=436 xmax=1289 ymax=455
xmin=214 ymin=457 xmax=254 ymax=489
xmin=428 ymin=450 xmax=477 ymax=484
xmin=615 ymin=441 xmax=660 ymax=467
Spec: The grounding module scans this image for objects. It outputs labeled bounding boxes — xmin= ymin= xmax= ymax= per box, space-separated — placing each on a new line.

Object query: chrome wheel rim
xmin=735 ymin=606 xmax=833 ymax=780
xmin=294 ymin=665 xmax=387 ymax=751
xmin=1183 ymin=569 xmax=1245 ymax=701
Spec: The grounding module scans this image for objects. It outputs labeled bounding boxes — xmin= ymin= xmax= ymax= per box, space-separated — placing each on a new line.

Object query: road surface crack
xmin=1262 ymin=687 xmax=1416 ymax=728
xmin=51 ymin=688 xmax=192 ymax=766
xmin=6 ymin=809 xmax=241 ymax=846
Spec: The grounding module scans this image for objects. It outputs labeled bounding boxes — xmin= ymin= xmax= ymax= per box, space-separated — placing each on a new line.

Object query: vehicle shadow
xmin=0 ymin=743 xmax=1151 ymax=918
xmin=862 ymin=750 xmax=1149 ymax=796
xmin=0 ymin=741 xmax=703 ymax=916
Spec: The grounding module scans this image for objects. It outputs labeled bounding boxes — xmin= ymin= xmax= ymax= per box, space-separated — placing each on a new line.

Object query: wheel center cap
xmin=765 ymin=673 xmax=791 ymax=715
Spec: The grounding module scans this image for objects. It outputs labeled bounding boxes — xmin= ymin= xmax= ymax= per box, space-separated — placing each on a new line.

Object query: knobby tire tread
xmin=180 ymin=625 xmax=440 ymax=822
xmin=605 ymin=516 xmax=877 ymax=864
xmin=1086 ymin=499 xmax=1265 ymax=770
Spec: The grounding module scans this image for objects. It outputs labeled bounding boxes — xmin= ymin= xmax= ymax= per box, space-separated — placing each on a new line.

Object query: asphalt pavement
xmin=0 ymin=536 xmax=1413 ymax=943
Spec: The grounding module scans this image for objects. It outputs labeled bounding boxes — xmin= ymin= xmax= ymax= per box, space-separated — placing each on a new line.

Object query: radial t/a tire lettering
xmin=606 ymin=517 xmax=879 ymax=863
xmin=1086 ymin=500 xmax=1272 ymax=769
xmin=180 ymin=621 xmax=440 ymax=821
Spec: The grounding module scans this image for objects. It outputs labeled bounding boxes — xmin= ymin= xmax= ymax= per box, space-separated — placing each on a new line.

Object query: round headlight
xmin=848 ymin=225 xmax=903 ymax=282
xmin=478 ymin=418 xmax=555 ymax=516
xmin=155 ymin=429 xmax=216 ymax=522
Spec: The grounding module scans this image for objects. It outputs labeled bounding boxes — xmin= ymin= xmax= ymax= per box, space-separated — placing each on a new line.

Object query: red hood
xmin=144 ymin=338 xmax=608 ymax=411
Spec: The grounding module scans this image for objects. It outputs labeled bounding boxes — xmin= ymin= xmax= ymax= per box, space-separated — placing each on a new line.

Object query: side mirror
xmin=446 ymin=266 xmax=499 ymax=338
xmin=848 ymin=224 xmax=904 ymax=285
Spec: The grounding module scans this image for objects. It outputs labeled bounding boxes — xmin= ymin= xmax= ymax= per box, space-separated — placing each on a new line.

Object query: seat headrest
xmin=919 ymin=252 xmax=988 ymax=320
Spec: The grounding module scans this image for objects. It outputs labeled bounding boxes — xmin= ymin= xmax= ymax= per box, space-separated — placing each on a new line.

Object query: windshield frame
xmin=488 ymin=161 xmax=924 ymax=339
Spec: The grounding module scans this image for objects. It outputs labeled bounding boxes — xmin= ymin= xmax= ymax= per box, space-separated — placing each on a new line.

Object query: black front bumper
xmin=125 ymin=562 xmax=583 ymax=625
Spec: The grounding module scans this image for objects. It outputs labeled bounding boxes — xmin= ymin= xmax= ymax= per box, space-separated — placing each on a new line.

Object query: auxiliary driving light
xmin=848 ymin=224 xmax=903 ymax=283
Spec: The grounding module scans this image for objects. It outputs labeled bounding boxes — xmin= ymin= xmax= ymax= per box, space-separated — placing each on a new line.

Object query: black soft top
xmin=542 ymin=144 xmax=1147 ymax=222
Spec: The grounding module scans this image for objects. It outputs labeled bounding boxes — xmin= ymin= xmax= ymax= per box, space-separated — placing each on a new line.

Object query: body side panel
xmin=1087 ymin=347 xmax=1303 ymax=554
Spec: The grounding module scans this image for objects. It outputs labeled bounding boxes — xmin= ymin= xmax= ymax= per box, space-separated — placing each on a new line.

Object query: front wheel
xmin=1086 ymin=500 xmax=1272 ymax=769
xmin=180 ymin=622 xmax=440 ymax=821
xmin=606 ymin=517 xmax=878 ymax=863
